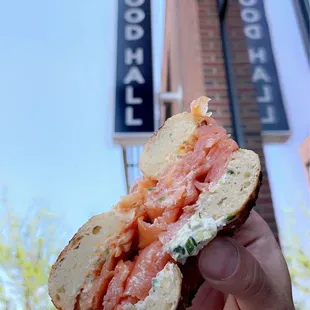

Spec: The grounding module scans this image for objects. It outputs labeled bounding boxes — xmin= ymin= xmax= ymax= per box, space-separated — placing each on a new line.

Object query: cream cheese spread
xmin=165 ymin=212 xmax=227 ymax=264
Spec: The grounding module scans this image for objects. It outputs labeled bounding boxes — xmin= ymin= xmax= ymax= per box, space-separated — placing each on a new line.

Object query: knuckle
xmin=243 ymin=263 xmax=271 ymax=299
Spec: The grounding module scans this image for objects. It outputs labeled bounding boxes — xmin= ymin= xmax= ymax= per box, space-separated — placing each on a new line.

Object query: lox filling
xmin=78 ymin=105 xmax=238 ymax=310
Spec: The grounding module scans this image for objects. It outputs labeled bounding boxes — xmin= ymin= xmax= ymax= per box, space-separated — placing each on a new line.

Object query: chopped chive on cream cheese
xmin=165 ymin=212 xmax=227 ymax=264
xmin=152 ymin=278 xmax=159 ymax=289
xmin=226 ymin=213 xmax=236 ymax=221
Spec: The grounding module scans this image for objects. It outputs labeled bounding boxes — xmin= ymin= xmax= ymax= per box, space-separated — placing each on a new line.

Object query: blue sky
xmin=0 ymin=0 xmax=164 ymax=234
xmin=0 ymin=0 xmax=308 ymax=242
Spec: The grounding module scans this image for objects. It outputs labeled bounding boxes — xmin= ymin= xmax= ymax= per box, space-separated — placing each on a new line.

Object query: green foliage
xmin=0 ymin=193 xmax=66 ymax=310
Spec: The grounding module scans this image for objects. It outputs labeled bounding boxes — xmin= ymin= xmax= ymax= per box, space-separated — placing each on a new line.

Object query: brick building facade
xmin=161 ymin=0 xmax=278 ymax=235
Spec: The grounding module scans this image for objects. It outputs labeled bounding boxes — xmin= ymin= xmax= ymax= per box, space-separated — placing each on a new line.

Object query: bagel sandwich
xmin=48 ymin=96 xmax=262 ymax=310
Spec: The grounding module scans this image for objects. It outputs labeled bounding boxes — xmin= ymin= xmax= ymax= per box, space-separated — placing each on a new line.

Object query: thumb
xmin=198 ymin=237 xmax=275 ymax=310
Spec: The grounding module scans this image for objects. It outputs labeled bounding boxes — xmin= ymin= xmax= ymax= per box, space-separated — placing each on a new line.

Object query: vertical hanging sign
xmin=114 ymin=0 xmax=155 ymax=144
xmin=239 ymin=0 xmax=290 ymax=137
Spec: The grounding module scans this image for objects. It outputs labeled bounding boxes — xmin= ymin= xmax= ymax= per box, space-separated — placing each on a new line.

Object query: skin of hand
xmin=189 ymin=210 xmax=295 ymax=310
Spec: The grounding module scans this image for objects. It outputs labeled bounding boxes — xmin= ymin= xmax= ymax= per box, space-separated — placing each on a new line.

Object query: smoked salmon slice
xmin=137 ymin=208 xmax=181 ymax=249
xmin=103 ymin=261 xmax=134 ymax=310
xmin=194 ymin=137 xmax=238 ymax=191
xmin=123 ymin=241 xmax=171 ymax=301
xmin=79 ymin=252 xmax=116 ymax=310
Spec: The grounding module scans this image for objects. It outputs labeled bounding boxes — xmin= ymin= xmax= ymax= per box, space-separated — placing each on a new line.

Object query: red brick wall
xmin=198 ymin=3 xmax=234 ymax=135
xmin=161 ymin=0 xmax=205 ymax=119
xmin=197 ymin=0 xmax=278 ymax=236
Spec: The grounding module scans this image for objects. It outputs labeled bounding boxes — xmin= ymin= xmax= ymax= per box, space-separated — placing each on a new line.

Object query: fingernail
xmin=199 ymin=238 xmax=239 ymax=280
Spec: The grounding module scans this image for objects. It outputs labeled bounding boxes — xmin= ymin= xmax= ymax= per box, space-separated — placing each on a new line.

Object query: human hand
xmin=189 ymin=210 xmax=295 ymax=310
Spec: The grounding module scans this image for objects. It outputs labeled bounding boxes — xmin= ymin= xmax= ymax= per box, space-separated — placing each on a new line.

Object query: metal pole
xmin=122 ymin=146 xmax=130 ymax=194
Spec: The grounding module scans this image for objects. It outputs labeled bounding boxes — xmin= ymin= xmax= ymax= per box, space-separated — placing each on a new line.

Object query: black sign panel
xmin=239 ymin=0 xmax=290 ymax=133
xmin=114 ymin=0 xmax=155 ymax=136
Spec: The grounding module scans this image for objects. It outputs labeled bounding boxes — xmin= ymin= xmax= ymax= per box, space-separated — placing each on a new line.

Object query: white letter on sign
xmin=261 ymin=105 xmax=276 ymax=124
xmin=125 ymin=48 xmax=143 ymax=65
xmin=241 ymin=8 xmax=261 ymax=23
xmin=125 ymin=8 xmax=145 ymax=23
xmin=123 ymin=66 xmax=145 ymax=84
xmin=252 ymin=66 xmax=271 ymax=83
xmin=125 ymin=0 xmax=145 ymax=7
xmin=239 ymin=0 xmax=257 ymax=6
xmin=125 ymin=107 xmax=143 ymax=126
xmin=125 ymin=86 xmax=142 ymax=104
xmin=125 ymin=25 xmax=144 ymax=40
xmin=258 ymin=85 xmax=273 ymax=103
xmin=244 ymin=24 xmax=263 ymax=39
xmin=249 ymin=47 xmax=267 ymax=63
